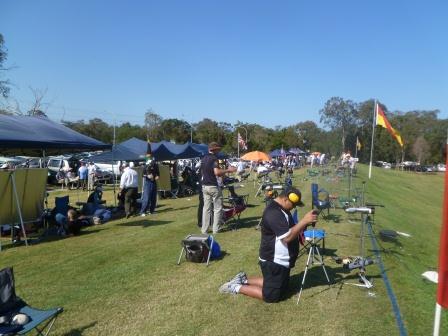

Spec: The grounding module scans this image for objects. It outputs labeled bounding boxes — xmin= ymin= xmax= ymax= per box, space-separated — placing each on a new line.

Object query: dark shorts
xmin=259 ymin=260 xmax=290 ymax=303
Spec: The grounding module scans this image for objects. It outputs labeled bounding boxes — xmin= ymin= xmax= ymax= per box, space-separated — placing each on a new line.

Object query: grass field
xmin=1 ymin=164 xmax=447 ymax=335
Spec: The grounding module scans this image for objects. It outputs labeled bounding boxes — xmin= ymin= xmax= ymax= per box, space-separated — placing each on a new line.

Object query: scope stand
xmin=344 ymin=200 xmax=375 ymax=289
xmin=297 ymin=237 xmax=331 ymax=304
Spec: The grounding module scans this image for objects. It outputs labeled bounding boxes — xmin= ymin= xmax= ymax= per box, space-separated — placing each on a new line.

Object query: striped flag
xmin=376 ymin=103 xmax=404 ymax=147
xmin=238 ymin=132 xmax=247 ymax=150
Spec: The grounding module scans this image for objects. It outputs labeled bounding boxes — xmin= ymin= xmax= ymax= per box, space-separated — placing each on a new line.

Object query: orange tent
xmin=241 ymin=151 xmax=271 ymax=162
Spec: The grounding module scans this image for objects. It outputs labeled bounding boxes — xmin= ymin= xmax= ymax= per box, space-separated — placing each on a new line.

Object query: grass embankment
xmin=0 ymin=165 xmax=446 ymax=335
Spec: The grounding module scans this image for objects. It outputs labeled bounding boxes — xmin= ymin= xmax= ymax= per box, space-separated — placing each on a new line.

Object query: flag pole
xmin=355 ymin=136 xmax=358 ymax=158
xmin=433 ymin=303 xmax=442 ymax=336
xmin=237 ymin=132 xmax=240 ymax=158
xmin=368 ymin=100 xmax=377 ymax=179
xmin=433 ymin=130 xmax=448 ymax=335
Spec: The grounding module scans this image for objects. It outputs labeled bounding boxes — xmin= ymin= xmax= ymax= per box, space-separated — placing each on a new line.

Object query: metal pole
xmin=237 ymin=132 xmax=240 ymax=158
xmin=10 ymin=171 xmax=28 ymax=247
xmin=433 ymin=303 xmax=442 ymax=336
xmin=368 ymin=101 xmax=377 ymax=179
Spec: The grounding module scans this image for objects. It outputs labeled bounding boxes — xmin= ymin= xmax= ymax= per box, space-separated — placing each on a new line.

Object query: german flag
xmin=376 ymin=103 xmax=403 ymax=147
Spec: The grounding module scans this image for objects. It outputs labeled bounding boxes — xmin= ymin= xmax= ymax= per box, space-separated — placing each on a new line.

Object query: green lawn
xmin=1 ymin=165 xmax=447 ymax=335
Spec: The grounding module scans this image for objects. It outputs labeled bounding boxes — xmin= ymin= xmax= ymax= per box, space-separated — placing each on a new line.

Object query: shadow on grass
xmin=218 ymin=216 xmax=261 ymax=232
xmin=156 ymin=205 xmax=198 ymax=213
xmin=63 ymin=321 xmax=97 ymax=336
xmin=117 ymin=219 xmax=172 ymax=228
xmin=287 ymin=266 xmax=342 ymax=300
xmin=0 ymin=228 xmax=104 ymax=251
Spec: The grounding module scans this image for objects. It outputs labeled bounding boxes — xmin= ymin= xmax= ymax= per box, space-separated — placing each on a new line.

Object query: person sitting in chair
xmin=219 ymin=187 xmax=318 ymax=303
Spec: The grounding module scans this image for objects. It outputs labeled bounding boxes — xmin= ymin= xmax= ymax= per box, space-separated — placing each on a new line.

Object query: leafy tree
xmin=319 ymin=97 xmax=358 ymax=152
xmin=0 ymin=33 xmax=10 ymax=99
xmin=159 ymin=118 xmax=192 ymax=143
xmin=412 ymin=136 xmax=430 ymax=164
xmin=116 ymin=122 xmax=146 ymax=143
xmin=144 ymin=109 xmax=163 ymax=141
xmin=63 ymin=118 xmax=113 ymax=144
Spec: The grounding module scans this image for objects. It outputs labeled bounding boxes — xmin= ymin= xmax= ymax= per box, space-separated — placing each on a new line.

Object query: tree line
xmin=1 ymin=33 xmax=446 ymax=164
xmin=60 ymin=100 xmax=447 ymax=165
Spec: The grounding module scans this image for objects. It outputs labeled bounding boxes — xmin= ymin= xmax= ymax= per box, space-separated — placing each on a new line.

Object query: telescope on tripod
xmin=343 ymin=204 xmax=382 ymax=288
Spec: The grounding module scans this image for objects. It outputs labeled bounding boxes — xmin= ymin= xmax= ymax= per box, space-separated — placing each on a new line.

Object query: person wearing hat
xmin=200 ymin=142 xmax=236 ymax=234
xmin=219 ymin=186 xmax=318 ymax=302
xmin=139 ymin=153 xmax=160 ymax=216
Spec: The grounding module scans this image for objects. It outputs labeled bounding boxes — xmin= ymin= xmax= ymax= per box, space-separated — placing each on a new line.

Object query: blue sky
xmin=1 ymin=0 xmax=447 ymax=128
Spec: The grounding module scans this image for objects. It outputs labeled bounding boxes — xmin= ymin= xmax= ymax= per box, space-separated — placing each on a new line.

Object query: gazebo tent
xmin=0 ymin=115 xmax=110 ymax=156
xmin=0 ymin=115 xmax=111 ymax=248
xmin=101 ymin=137 xmax=209 ymax=161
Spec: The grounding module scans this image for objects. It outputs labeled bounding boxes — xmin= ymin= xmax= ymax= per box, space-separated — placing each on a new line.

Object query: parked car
xmin=46 ymin=156 xmax=81 ymax=183
xmin=94 ymin=162 xmax=122 ymax=178
xmin=437 ymin=164 xmax=446 ymax=172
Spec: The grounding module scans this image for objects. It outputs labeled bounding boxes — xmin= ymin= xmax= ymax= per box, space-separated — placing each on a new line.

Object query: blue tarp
xmin=0 ymin=115 xmax=111 ymax=156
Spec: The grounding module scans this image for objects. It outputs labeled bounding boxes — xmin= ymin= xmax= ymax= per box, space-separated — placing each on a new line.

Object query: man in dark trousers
xmin=140 ymin=153 xmax=160 ymax=216
xmin=119 ymin=162 xmax=139 ymax=218
xmin=219 ymin=186 xmax=318 ymax=302
xmin=200 ymin=142 xmax=236 ymax=234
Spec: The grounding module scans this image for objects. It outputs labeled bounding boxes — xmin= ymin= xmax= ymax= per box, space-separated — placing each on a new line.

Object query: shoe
xmin=140 ymin=213 xmax=146 ymax=217
xmin=228 ymin=271 xmax=247 ymax=285
xmin=219 ymin=281 xmax=239 ymax=295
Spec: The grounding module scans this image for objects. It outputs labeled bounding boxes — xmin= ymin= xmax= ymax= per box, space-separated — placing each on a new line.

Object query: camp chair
xmin=311 ymin=183 xmax=331 ymax=219
xmin=0 ymin=267 xmax=63 ymax=335
xmin=221 ymin=185 xmax=248 ymax=230
xmin=177 ymin=234 xmax=215 ymax=266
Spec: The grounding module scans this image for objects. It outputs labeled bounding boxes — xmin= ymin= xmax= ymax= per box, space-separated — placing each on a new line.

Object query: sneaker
xmin=219 ymin=281 xmax=239 ymax=295
xmin=140 ymin=213 xmax=146 ymax=217
xmin=228 ymin=271 xmax=247 ymax=285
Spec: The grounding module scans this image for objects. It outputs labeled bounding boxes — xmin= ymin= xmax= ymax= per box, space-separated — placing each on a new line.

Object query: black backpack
xmin=185 ymin=243 xmax=209 ymax=263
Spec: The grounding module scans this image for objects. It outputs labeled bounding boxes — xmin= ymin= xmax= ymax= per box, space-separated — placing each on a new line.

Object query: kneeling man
xmin=219 ymin=186 xmax=317 ymax=302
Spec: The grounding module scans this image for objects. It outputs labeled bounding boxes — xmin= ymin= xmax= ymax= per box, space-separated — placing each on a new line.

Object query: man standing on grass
xmin=119 ymin=162 xmax=139 ymax=218
xmin=139 ymin=153 xmax=160 ymax=216
xmin=201 ymin=142 xmax=236 ymax=234
xmin=78 ymin=162 xmax=88 ymax=190
xmin=219 ymin=186 xmax=318 ymax=302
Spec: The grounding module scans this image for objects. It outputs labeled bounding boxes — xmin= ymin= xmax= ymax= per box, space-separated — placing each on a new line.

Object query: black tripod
xmin=297 ymin=230 xmax=332 ymax=304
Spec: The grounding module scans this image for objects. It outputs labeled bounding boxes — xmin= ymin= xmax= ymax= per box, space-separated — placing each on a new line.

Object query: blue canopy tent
xmin=88 ymin=143 xmax=144 ymax=163
xmin=0 ymin=115 xmax=111 ymax=247
xmin=288 ymin=148 xmax=306 ymax=155
xmin=0 ymin=115 xmax=111 ymax=156
xmin=109 ymin=138 xmax=210 ymax=161
xmin=270 ymin=149 xmax=292 ymax=157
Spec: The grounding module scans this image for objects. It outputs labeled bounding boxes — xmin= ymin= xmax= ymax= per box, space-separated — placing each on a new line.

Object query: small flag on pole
xmin=238 ymin=132 xmax=247 ymax=150
xmin=356 ymin=136 xmax=362 ymax=151
xmin=376 ymin=103 xmax=404 ymax=147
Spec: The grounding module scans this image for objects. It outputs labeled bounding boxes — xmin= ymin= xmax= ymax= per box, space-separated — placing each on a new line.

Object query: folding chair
xmin=177 ymin=234 xmax=215 ymax=266
xmin=311 ymin=183 xmax=331 ymax=219
xmin=221 ymin=185 xmax=248 ymax=230
xmin=0 ymin=267 xmax=63 ymax=336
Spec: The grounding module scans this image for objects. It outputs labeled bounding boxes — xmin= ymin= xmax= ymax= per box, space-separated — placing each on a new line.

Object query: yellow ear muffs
xmin=288 ymin=192 xmax=300 ymax=204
